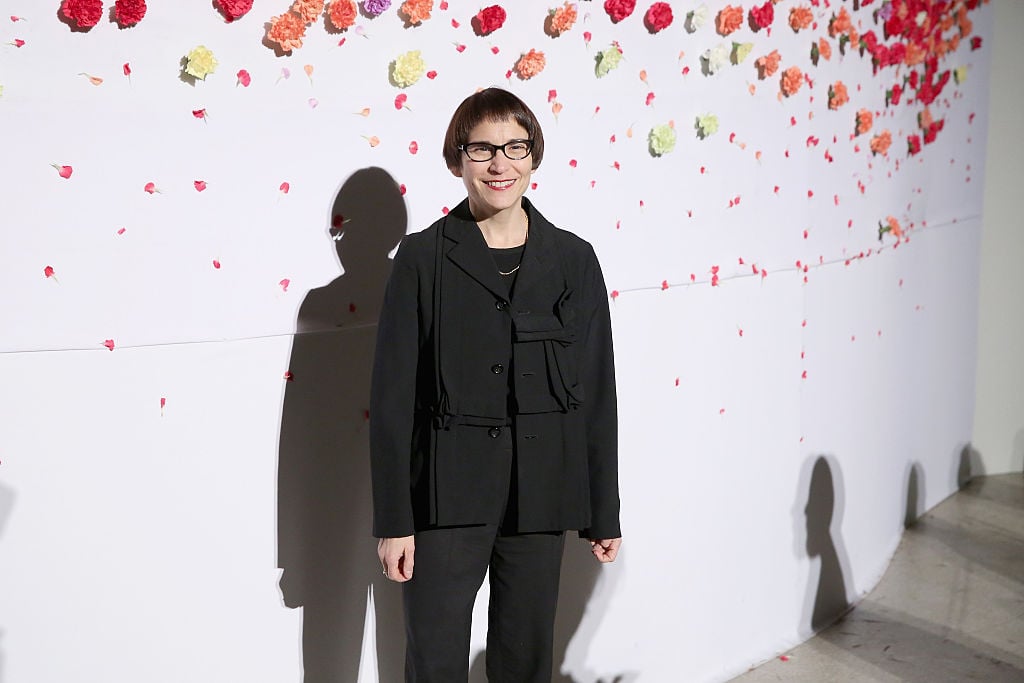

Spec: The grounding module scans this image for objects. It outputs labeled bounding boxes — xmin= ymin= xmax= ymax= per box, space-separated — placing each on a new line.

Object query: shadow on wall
xmin=799 ymin=455 xmax=853 ymax=633
xmin=0 ymin=482 xmax=14 ymax=683
xmin=956 ymin=443 xmax=986 ymax=490
xmin=904 ymin=461 xmax=925 ymax=528
xmin=276 ymin=167 xmax=406 ymax=683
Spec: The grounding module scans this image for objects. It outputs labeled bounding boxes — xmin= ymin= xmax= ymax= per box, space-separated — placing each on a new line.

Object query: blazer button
xmin=495 ymin=300 xmax=508 ymax=311
xmin=488 ymin=427 xmax=502 ymax=438
xmin=491 ymin=363 xmax=504 ymax=374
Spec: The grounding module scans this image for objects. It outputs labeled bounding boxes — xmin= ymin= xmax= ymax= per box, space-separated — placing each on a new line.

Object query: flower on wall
xmin=695 ymin=114 xmax=718 ymax=139
xmin=811 ymin=37 xmax=833 ymax=65
xmin=604 ymin=0 xmax=636 ymax=24
xmin=648 ymin=122 xmax=676 ymax=157
xmin=185 ymin=46 xmax=218 ymax=80
xmin=328 ymin=0 xmax=357 ymax=29
xmin=595 ymin=43 xmax=624 ymax=77
xmin=291 ymin=0 xmax=326 ymax=24
xmin=390 ymin=50 xmax=426 ymax=87
xmin=827 ymin=81 xmax=849 ymax=109
xmin=644 ymin=2 xmax=673 ymax=33
xmin=514 ymin=49 xmax=546 ymax=79
xmin=363 ymin=0 xmax=392 ymax=17
xmin=855 ymin=108 xmax=873 ymax=136
xmin=114 ymin=0 xmax=147 ymax=27
xmin=788 ymin=6 xmax=813 ymax=32
xmin=749 ymin=1 xmax=773 ymax=31
xmin=732 ymin=42 xmax=753 ymax=64
xmin=877 ymin=215 xmax=902 ymax=241
xmin=546 ymin=2 xmax=577 ymax=36
xmin=755 ymin=49 xmax=781 ymax=79
xmin=61 ymin=0 xmax=103 ymax=29
xmin=685 ymin=4 xmax=709 ymax=33
xmin=870 ymin=130 xmax=892 ymax=156
xmin=266 ymin=12 xmax=307 ymax=52
xmin=473 ymin=5 xmax=506 ymax=35
xmin=715 ymin=5 xmax=743 ymax=36
xmin=400 ymin=0 xmax=433 ymax=25
xmin=780 ymin=65 xmax=802 ymax=96
xmin=215 ymin=0 xmax=254 ymax=21
xmin=703 ymin=43 xmax=730 ymax=75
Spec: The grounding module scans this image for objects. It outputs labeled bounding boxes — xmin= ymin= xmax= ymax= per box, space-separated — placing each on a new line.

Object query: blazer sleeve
xmin=579 ymin=244 xmax=622 ymax=540
xmin=369 ymin=236 xmax=421 ymax=538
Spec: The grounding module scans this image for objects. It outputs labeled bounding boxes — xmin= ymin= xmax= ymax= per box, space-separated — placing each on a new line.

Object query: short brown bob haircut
xmin=443 ymin=88 xmax=545 ymax=172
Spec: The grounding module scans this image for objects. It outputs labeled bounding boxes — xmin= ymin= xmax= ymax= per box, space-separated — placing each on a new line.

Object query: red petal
xmin=194 ymin=180 xmax=207 ymax=192
xmin=103 ymin=339 xmax=115 ymax=351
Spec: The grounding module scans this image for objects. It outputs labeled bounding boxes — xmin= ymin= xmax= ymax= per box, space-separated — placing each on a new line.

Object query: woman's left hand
xmin=589 ymin=537 xmax=621 ymax=563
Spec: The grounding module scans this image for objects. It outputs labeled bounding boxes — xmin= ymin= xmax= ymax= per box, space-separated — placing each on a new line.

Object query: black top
xmin=490 ymin=244 xmax=525 ymax=292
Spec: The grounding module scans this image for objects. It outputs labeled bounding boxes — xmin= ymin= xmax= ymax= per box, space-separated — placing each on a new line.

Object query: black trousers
xmin=402 ymin=523 xmax=565 ymax=682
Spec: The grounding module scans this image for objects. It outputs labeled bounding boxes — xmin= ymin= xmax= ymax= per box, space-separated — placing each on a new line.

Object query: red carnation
xmin=604 ymin=0 xmax=636 ymax=23
xmin=907 ymin=134 xmax=922 ymax=156
xmin=473 ymin=5 xmax=506 ymax=35
xmin=643 ymin=2 xmax=673 ymax=33
xmin=215 ymin=0 xmax=254 ymax=22
xmin=114 ymin=0 xmax=147 ymax=27
xmin=61 ymin=0 xmax=104 ymax=29
xmin=749 ymin=1 xmax=773 ymax=31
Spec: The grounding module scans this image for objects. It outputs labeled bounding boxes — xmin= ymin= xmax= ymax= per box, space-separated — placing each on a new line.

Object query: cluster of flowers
xmin=60 ymin=0 xmax=146 ymax=29
xmin=265 ymin=0 xmax=431 ymax=52
xmin=604 ymin=0 xmax=674 ymax=34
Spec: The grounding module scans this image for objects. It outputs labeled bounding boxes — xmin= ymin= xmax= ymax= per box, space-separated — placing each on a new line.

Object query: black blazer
xmin=369 ymin=198 xmax=620 ymax=540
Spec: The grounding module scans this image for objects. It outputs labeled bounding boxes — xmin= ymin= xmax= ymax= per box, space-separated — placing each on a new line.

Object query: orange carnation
xmin=514 ymin=49 xmax=546 ymax=80
xmin=870 ymin=130 xmax=892 ymax=156
xmin=781 ymin=65 xmax=803 ymax=97
xmin=715 ymin=4 xmax=744 ymax=36
xmin=789 ymin=6 xmax=813 ymax=32
xmin=290 ymin=0 xmax=324 ymax=23
xmin=828 ymin=81 xmax=848 ymax=110
xmin=267 ymin=12 xmax=307 ymax=52
xmin=755 ymin=49 xmax=781 ymax=79
xmin=548 ymin=2 xmax=577 ymax=35
xmin=818 ymin=37 xmax=832 ymax=61
xmin=400 ymin=0 xmax=433 ymax=25
xmin=328 ymin=0 xmax=356 ymax=29
xmin=855 ymin=108 xmax=874 ymax=136
xmin=828 ymin=6 xmax=851 ymax=37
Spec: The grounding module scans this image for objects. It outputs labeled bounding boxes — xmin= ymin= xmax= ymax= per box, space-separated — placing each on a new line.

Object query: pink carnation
xmin=61 ymin=0 xmax=103 ymax=28
xmin=215 ymin=0 xmax=254 ymax=21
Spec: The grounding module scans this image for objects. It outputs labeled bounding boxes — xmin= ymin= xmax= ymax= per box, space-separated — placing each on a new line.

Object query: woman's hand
xmin=378 ymin=535 xmax=416 ymax=582
xmin=589 ymin=537 xmax=621 ymax=563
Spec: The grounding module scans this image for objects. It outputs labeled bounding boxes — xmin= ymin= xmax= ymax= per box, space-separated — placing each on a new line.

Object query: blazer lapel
xmin=442 ymin=200 xmax=508 ymax=300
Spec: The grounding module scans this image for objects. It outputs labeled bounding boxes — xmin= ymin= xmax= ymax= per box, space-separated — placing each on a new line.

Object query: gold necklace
xmin=498 ymin=219 xmax=528 ymax=276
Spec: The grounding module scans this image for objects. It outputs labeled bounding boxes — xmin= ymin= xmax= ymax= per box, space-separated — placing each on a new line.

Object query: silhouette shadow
xmin=956 ymin=443 xmax=985 ymax=490
xmin=801 ymin=455 xmax=852 ymax=632
xmin=0 ymin=483 xmax=13 ymax=683
xmin=904 ymin=461 xmax=925 ymax=528
xmin=277 ymin=167 xmax=407 ymax=682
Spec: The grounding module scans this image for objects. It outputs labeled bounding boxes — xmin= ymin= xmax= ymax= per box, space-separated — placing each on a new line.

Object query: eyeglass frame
xmin=457 ymin=139 xmax=534 ymax=162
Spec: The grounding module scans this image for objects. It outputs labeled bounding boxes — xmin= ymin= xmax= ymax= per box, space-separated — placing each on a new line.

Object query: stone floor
xmin=731 ymin=474 xmax=1024 ymax=683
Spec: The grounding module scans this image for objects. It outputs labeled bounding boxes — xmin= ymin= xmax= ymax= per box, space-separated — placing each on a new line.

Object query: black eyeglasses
xmin=458 ymin=139 xmax=534 ymax=162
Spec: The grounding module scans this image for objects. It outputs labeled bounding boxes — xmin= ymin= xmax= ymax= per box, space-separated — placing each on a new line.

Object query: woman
xmin=370 ymin=87 xmax=621 ymax=682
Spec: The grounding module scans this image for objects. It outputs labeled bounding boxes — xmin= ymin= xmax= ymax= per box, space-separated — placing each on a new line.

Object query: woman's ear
xmin=449 ymin=164 xmax=463 ymax=178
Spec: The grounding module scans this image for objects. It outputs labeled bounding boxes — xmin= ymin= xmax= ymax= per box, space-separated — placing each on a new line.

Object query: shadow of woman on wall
xmin=801 ymin=455 xmax=852 ymax=632
xmin=277 ymin=167 xmax=406 ymax=683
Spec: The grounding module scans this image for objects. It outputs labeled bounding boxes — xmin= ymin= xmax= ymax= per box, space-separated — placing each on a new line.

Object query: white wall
xmin=0 ymin=2 xmax=992 ymax=681
xmin=974 ymin=0 xmax=1024 ymax=475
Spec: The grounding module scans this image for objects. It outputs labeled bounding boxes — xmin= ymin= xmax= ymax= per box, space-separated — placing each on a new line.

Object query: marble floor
xmin=731 ymin=474 xmax=1024 ymax=683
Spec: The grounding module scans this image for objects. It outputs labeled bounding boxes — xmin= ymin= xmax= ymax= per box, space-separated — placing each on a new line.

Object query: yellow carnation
xmin=185 ymin=45 xmax=218 ymax=80
xmin=391 ymin=50 xmax=426 ymax=88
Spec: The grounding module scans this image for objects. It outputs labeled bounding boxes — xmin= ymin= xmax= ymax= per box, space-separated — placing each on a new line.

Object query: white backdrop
xmin=0 ymin=1 xmax=991 ymax=681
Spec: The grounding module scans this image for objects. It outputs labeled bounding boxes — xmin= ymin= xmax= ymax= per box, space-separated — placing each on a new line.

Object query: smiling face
xmin=452 ymin=118 xmax=534 ymax=223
